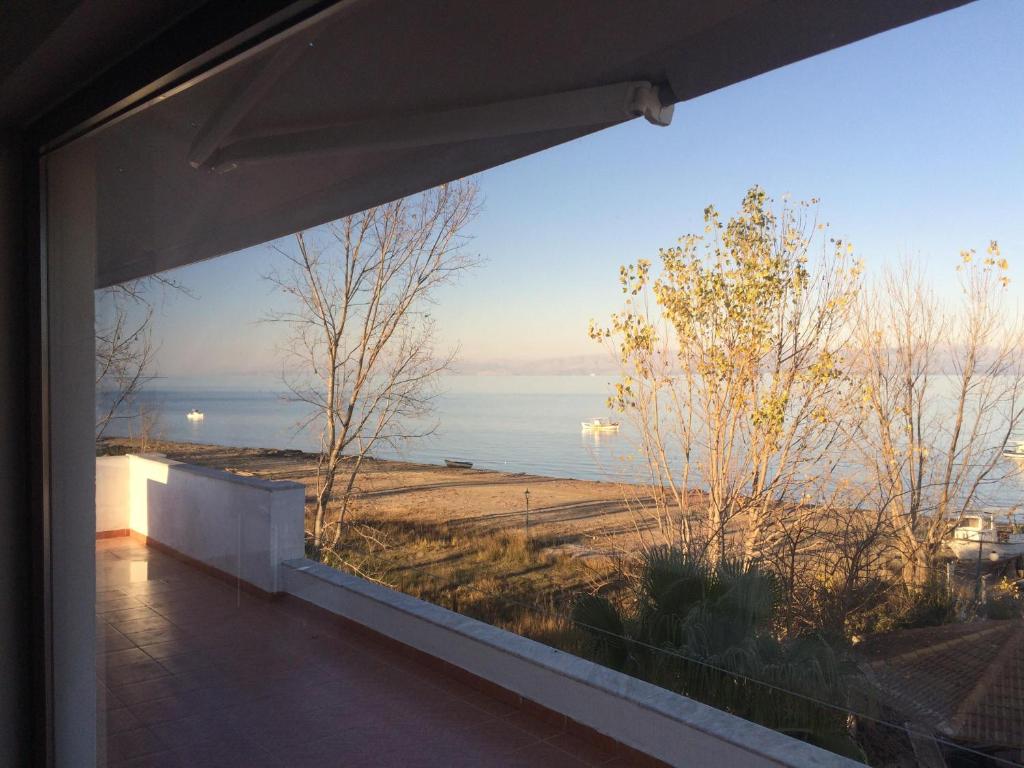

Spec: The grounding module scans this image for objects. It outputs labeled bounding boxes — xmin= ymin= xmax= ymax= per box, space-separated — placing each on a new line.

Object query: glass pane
xmin=43 ymin=1 xmax=1024 ymax=765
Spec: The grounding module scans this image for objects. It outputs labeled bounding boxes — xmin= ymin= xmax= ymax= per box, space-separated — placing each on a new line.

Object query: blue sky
xmin=147 ymin=0 xmax=1024 ymax=382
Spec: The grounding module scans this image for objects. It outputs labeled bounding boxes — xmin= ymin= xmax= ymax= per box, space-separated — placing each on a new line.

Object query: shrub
xmin=983 ymin=578 xmax=1022 ymax=620
xmin=896 ymin=576 xmax=963 ymax=630
xmin=572 ymin=547 xmax=864 ymax=759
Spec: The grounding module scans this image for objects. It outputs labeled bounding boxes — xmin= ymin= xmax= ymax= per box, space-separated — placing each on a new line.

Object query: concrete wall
xmin=97 ymin=454 xmax=305 ymax=593
xmin=95 ymin=456 xmax=130 ymax=533
xmin=282 ymin=559 xmax=859 ymax=768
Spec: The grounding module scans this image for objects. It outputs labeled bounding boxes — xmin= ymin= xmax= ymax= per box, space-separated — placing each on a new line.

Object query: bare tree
xmin=95 ymin=295 xmax=154 ymax=437
xmin=593 ymin=187 xmax=864 ymax=565
xmin=265 ymin=181 xmax=481 ymax=551
xmin=95 ymin=274 xmax=191 ymax=439
xmin=852 ymin=246 xmax=1024 ymax=586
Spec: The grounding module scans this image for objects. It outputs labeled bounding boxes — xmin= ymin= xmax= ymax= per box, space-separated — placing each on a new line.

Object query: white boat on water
xmin=1004 ymin=441 xmax=1024 ymax=459
xmin=944 ymin=511 xmax=1024 ymax=562
xmin=186 ymin=408 xmax=204 ymax=420
xmin=581 ymin=417 xmax=620 ymax=432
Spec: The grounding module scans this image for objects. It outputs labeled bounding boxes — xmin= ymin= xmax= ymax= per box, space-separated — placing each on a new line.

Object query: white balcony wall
xmin=95 ymin=456 xmax=130 ymax=532
xmin=96 ymin=454 xmax=305 ymax=593
xmin=282 ymin=559 xmax=859 ymax=768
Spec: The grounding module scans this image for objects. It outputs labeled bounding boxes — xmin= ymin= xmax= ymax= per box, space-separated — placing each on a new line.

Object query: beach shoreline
xmin=97 ymin=437 xmax=654 ymax=553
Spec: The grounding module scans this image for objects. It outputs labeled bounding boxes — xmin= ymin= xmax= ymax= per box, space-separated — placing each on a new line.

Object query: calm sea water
xmin=100 ymin=374 xmax=1024 ymax=506
xmin=100 ymin=376 xmax=640 ymax=482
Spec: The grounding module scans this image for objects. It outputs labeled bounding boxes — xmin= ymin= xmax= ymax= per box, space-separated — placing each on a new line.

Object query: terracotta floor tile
xmin=545 ymin=731 xmax=620 ymax=765
xmin=110 ymin=750 xmax=185 ymax=768
xmin=448 ymin=716 xmax=546 ymax=755
xmin=97 ymin=586 xmax=129 ymax=600
xmin=98 ymin=648 xmax=153 ymax=670
xmin=173 ymin=739 xmax=283 ymax=768
xmin=106 ymin=726 xmax=167 ymax=763
xmin=105 ymin=659 xmax=171 ymax=688
xmin=97 ymin=596 xmax=147 ymax=614
xmin=130 ymin=693 xmax=210 ymax=726
xmin=111 ymin=673 xmax=201 ymax=706
xmin=503 ymin=741 xmax=594 ymax=767
xmin=98 ymin=628 xmax=137 ymax=653
xmin=276 ymin=728 xmax=407 ymax=766
xmin=386 ymin=692 xmax=507 ymax=731
xmin=135 ymin=640 xmax=199 ymax=660
xmin=501 ymin=710 xmax=567 ymax=739
xmin=103 ymin=706 xmax=141 ymax=735
xmin=226 ymin=699 xmax=344 ymax=750
xmin=104 ymin=606 xmax=165 ymax=626
xmin=111 ymin=615 xmax=177 ymax=637
xmin=147 ymin=712 xmax=245 ymax=752
xmin=98 ymin=684 xmax=124 ymax=712
xmin=119 ymin=625 xmax=192 ymax=648
xmin=97 ymin=538 xmax=652 ymax=768
xmin=147 ymin=650 xmax=217 ymax=677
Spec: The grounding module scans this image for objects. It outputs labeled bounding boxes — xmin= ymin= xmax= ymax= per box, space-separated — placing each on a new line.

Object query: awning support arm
xmin=198 ymin=80 xmax=674 ymax=173
xmin=188 ymin=35 xmax=314 ymax=169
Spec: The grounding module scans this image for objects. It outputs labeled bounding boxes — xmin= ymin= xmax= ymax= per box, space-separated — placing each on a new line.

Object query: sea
xmin=99 ymin=375 xmax=639 ymax=482
xmin=99 ymin=374 xmax=1024 ymax=508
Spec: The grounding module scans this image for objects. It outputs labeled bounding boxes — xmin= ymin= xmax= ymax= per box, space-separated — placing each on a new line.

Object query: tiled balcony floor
xmin=97 ymin=537 xmax=640 ymax=767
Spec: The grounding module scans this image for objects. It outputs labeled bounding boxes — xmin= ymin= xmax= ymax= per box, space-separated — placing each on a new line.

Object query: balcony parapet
xmin=282 ymin=557 xmax=860 ymax=768
xmin=96 ymin=453 xmax=304 ymax=593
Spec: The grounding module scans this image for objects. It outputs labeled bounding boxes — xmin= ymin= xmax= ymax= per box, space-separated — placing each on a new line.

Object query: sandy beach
xmin=98 ymin=438 xmax=655 ymax=556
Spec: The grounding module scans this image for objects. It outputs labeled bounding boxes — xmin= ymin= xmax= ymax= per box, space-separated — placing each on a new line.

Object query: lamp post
xmin=524 ymin=489 xmax=531 ymax=539
xmin=975 ymin=534 xmax=984 ymax=603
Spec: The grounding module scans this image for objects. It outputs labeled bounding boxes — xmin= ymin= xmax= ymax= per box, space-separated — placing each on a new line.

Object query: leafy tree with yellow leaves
xmin=592 ymin=187 xmax=863 ymax=565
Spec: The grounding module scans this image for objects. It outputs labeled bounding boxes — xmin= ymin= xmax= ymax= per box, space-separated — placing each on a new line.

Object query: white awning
xmin=60 ymin=0 xmax=968 ymax=287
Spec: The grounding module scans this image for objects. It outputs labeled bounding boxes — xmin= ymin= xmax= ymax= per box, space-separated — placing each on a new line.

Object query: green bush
xmin=572 ymin=547 xmax=864 ymax=760
xmin=982 ymin=578 xmax=1022 ymax=620
xmin=895 ymin=576 xmax=962 ymax=630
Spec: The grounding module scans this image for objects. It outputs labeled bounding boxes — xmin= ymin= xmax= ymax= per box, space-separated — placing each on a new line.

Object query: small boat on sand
xmin=186 ymin=409 xmax=204 ymax=420
xmin=944 ymin=511 xmax=1024 ymax=562
xmin=581 ymin=417 xmax=620 ymax=432
xmin=445 ymin=459 xmax=473 ymax=469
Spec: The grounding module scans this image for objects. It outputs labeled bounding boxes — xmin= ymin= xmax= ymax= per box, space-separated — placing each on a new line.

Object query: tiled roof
xmin=858 ymin=620 xmax=1024 ymax=748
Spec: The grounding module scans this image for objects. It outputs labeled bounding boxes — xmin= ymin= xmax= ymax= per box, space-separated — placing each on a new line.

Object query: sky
xmin=133 ymin=0 xmax=1024 ymax=384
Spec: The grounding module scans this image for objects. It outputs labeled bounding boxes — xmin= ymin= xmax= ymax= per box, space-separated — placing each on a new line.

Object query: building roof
xmin=859 ymin=620 xmax=1024 ymax=748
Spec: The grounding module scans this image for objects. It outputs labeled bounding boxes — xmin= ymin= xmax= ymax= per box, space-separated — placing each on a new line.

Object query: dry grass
xmin=319 ymin=516 xmax=615 ymax=653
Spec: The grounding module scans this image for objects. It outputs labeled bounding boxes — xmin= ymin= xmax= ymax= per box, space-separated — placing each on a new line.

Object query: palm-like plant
xmin=572 ymin=547 xmax=863 ymax=759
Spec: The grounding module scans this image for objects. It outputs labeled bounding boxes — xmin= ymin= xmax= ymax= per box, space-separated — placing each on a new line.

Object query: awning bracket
xmin=195 ymin=80 xmax=674 ymax=173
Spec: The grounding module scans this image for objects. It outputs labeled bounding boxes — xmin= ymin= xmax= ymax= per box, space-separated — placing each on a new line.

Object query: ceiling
xmin=4 ymin=0 xmax=973 ymax=286
xmin=0 ymin=0 xmax=209 ymax=127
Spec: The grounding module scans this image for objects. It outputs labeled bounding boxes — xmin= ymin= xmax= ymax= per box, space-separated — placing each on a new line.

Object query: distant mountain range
xmin=159 ymin=343 xmax=1010 ymax=383
xmin=453 ymin=354 xmax=617 ymax=376
xmin=154 ymin=355 xmax=619 ymax=385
